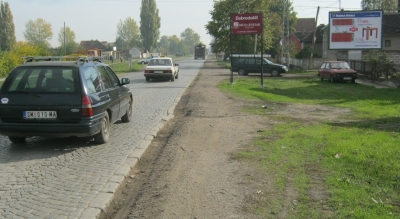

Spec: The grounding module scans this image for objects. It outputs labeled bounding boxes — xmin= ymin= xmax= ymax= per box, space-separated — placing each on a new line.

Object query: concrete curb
xmin=79 ymin=90 xmax=185 ymax=219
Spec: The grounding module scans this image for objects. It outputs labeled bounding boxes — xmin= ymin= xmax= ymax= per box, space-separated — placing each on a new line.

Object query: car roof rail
xmin=76 ymin=56 xmax=102 ymax=64
xmin=21 ymin=56 xmax=64 ymax=63
xmin=230 ymin=54 xmax=271 ymax=58
xmin=20 ymin=56 xmax=103 ymax=64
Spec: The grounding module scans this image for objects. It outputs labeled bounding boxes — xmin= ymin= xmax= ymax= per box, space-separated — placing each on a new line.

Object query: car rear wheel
xmin=145 ymin=77 xmax=150 ymax=82
xmin=351 ymin=78 xmax=356 ymax=83
xmin=141 ymin=61 xmax=145 ymax=64
xmin=171 ymin=75 xmax=175 ymax=81
xmin=94 ymin=112 xmax=110 ymax=144
xmin=175 ymin=73 xmax=178 ymax=79
xmin=8 ymin=136 xmax=26 ymax=144
xmin=271 ymin=69 xmax=279 ymax=77
xmin=320 ymin=75 xmax=324 ymax=81
xmin=121 ymin=98 xmax=132 ymax=123
xmin=330 ymin=75 xmax=335 ymax=83
xmin=238 ymin=68 xmax=246 ymax=76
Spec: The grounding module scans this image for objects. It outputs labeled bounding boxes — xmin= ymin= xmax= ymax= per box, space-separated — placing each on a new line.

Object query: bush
xmin=362 ymin=50 xmax=396 ymax=80
xmin=0 ymin=42 xmax=48 ymax=77
xmin=295 ymin=46 xmax=320 ymax=59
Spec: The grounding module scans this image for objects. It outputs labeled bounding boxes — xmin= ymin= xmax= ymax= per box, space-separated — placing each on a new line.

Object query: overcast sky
xmin=9 ymin=0 xmax=362 ymax=48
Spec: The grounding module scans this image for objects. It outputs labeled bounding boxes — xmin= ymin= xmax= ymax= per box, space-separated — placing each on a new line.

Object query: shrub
xmin=0 ymin=42 xmax=48 ymax=77
xmin=362 ymin=50 xmax=396 ymax=80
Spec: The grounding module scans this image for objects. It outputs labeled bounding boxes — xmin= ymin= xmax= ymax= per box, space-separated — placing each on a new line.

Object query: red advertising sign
xmin=231 ymin=13 xmax=262 ymax=35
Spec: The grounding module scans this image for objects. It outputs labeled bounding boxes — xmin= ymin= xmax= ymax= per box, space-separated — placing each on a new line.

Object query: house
xmin=293 ymin=24 xmax=325 ymax=57
xmin=78 ymin=40 xmax=109 ymax=57
xmin=279 ymin=18 xmax=323 ymax=60
xmin=322 ymin=13 xmax=400 ymax=70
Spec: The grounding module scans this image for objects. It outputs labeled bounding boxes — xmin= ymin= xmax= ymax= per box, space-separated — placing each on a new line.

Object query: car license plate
xmin=23 ymin=111 xmax=57 ymax=119
xmin=154 ymin=71 xmax=163 ymax=73
xmin=343 ymin=77 xmax=351 ymax=80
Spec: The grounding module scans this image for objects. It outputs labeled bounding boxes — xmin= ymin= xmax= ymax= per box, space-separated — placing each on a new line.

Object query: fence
xmin=280 ymin=57 xmax=325 ymax=70
xmin=338 ymin=59 xmax=397 ymax=80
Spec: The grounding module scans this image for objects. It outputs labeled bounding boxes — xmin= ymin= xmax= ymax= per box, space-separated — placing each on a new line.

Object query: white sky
xmin=293 ymin=0 xmax=362 ymax=25
xmin=9 ymin=0 xmax=362 ymax=48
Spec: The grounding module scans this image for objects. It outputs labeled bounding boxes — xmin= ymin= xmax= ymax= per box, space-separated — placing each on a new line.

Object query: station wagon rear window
xmin=5 ymin=67 xmax=78 ymax=93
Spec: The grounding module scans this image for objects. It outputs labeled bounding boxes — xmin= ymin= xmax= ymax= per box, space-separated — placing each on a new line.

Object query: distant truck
xmin=194 ymin=43 xmax=206 ymax=60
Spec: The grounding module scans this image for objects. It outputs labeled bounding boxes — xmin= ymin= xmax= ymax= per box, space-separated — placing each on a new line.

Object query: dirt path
xmin=99 ymin=60 xmax=266 ymax=219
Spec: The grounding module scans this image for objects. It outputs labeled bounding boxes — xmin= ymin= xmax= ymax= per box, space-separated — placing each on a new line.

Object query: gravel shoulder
xmin=99 ymin=59 xmax=265 ymax=219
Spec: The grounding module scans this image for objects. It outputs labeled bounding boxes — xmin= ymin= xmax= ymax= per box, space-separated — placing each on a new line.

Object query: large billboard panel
xmin=231 ymin=13 xmax=262 ymax=35
xmin=329 ymin=11 xmax=382 ymax=50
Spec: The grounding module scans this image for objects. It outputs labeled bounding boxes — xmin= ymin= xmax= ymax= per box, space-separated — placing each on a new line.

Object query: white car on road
xmin=144 ymin=57 xmax=179 ymax=82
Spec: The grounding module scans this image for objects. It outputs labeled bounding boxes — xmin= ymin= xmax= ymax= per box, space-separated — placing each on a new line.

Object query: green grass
xmin=107 ymin=60 xmax=144 ymax=74
xmin=220 ymin=77 xmax=400 ymax=218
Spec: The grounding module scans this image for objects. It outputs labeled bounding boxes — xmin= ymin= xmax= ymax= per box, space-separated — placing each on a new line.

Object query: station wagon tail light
xmin=166 ymin=70 xmax=172 ymax=73
xmin=81 ymin=95 xmax=93 ymax=117
xmin=145 ymin=70 xmax=151 ymax=73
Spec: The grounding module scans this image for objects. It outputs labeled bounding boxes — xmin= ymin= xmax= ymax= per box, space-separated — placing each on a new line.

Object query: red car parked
xmin=318 ymin=61 xmax=357 ymax=83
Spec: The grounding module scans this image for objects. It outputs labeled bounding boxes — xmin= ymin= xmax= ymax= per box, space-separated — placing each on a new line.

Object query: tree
xmin=23 ymin=18 xmax=53 ymax=49
xmin=140 ymin=0 xmax=160 ymax=52
xmin=158 ymin=35 xmax=169 ymax=55
xmin=206 ymin=0 xmax=296 ymax=55
xmin=180 ymin=28 xmax=201 ymax=54
xmin=117 ymin=17 xmax=140 ymax=50
xmin=57 ymin=26 xmax=79 ymax=55
xmin=168 ymin=35 xmax=181 ymax=55
xmin=0 ymin=1 xmax=16 ymax=51
xmin=361 ymin=0 xmax=397 ymax=13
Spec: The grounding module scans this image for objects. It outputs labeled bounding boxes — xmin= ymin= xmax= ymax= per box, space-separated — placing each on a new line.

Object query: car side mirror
xmin=175 ymin=63 xmax=179 ymax=66
xmin=121 ymin=78 xmax=130 ymax=85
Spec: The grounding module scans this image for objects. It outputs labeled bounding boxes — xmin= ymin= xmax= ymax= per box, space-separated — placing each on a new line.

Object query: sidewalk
xmin=356 ymin=78 xmax=399 ymax=88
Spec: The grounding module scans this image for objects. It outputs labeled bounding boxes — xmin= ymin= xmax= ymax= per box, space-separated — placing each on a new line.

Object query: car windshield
xmin=330 ymin=62 xmax=350 ymax=69
xmin=148 ymin=59 xmax=171 ymax=66
xmin=263 ymin=58 xmax=273 ymax=64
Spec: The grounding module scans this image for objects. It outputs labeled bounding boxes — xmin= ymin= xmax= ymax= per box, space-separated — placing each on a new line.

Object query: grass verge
xmin=220 ymin=77 xmax=400 ymax=218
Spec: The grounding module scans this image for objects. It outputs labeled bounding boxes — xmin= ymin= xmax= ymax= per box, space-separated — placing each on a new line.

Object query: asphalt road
xmin=0 ymin=58 xmax=204 ymax=219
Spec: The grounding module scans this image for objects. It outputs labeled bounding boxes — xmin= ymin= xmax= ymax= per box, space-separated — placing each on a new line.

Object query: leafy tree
xmin=361 ymin=0 xmax=397 ymax=13
xmin=117 ymin=17 xmax=140 ymax=50
xmin=140 ymin=0 xmax=160 ymax=52
xmin=168 ymin=35 xmax=181 ymax=55
xmin=23 ymin=18 xmax=53 ymax=49
xmin=57 ymin=26 xmax=79 ymax=55
xmin=158 ymin=35 xmax=169 ymax=55
xmin=180 ymin=28 xmax=201 ymax=54
xmin=0 ymin=1 xmax=16 ymax=51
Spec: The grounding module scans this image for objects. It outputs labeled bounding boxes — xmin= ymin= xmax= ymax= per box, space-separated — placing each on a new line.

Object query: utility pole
xmin=287 ymin=5 xmax=290 ymax=67
xmin=282 ymin=0 xmax=291 ymax=69
xmin=308 ymin=6 xmax=320 ymax=69
xmin=64 ymin=22 xmax=66 ymax=55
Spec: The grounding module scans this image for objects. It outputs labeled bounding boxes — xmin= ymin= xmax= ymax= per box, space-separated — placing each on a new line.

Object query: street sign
xmin=231 ymin=13 xmax=262 ymax=35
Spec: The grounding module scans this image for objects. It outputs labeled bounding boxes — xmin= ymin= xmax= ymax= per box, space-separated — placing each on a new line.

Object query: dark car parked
xmin=318 ymin=61 xmax=357 ymax=83
xmin=230 ymin=55 xmax=288 ymax=77
xmin=0 ymin=56 xmax=132 ymax=144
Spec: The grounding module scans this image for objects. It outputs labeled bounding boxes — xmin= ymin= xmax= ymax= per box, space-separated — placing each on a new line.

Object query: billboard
xmin=329 ymin=11 xmax=382 ymax=50
xmin=231 ymin=13 xmax=262 ymax=35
